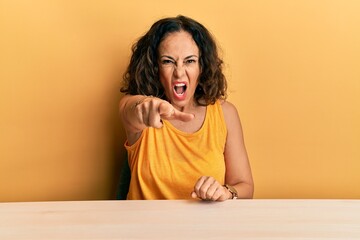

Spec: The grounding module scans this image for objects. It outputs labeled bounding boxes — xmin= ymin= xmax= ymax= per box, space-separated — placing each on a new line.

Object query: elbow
xmin=243 ymin=181 xmax=254 ymax=199
xmin=248 ymin=184 xmax=254 ymax=199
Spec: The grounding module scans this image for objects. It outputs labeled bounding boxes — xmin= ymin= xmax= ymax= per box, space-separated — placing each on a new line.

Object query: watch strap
xmin=223 ymin=184 xmax=238 ymax=199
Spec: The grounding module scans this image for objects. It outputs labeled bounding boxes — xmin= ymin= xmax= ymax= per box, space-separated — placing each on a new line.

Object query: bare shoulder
xmin=219 ymin=100 xmax=240 ymax=121
xmin=219 ymin=100 xmax=244 ymax=134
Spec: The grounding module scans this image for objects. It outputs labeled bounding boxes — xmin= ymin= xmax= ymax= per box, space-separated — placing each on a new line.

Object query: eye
xmin=185 ymin=59 xmax=196 ymax=64
xmin=161 ymin=59 xmax=174 ymax=65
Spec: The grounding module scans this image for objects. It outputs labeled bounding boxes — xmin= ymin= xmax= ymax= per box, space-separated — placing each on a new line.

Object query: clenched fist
xmin=191 ymin=176 xmax=231 ymax=201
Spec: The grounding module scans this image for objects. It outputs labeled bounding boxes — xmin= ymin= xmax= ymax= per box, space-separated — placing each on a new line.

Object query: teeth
xmin=174 ymin=83 xmax=186 ymax=95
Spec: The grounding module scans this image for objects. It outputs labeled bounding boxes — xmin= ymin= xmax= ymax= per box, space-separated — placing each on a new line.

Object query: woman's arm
xmin=221 ymin=101 xmax=254 ymax=199
xmin=191 ymin=101 xmax=254 ymax=201
xmin=119 ymin=95 xmax=152 ymax=145
xmin=119 ymin=95 xmax=194 ymax=145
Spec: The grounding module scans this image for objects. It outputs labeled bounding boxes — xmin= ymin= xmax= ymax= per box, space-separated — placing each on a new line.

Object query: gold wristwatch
xmin=224 ymin=184 xmax=238 ymax=199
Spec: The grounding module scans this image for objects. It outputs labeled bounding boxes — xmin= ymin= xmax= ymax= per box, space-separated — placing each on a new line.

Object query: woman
xmin=119 ymin=15 xmax=253 ymax=201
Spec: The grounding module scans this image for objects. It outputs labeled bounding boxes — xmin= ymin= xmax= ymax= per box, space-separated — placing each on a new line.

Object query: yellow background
xmin=1 ymin=0 xmax=359 ymax=201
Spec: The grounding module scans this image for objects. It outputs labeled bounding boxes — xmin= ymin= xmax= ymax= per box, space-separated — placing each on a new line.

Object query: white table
xmin=1 ymin=199 xmax=360 ymax=239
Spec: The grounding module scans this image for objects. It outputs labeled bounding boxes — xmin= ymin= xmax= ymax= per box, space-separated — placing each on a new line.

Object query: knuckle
xmin=199 ymin=176 xmax=207 ymax=181
xmin=149 ymin=98 xmax=155 ymax=107
xmin=135 ymin=104 xmax=142 ymax=113
xmin=199 ymin=188 xmax=207 ymax=195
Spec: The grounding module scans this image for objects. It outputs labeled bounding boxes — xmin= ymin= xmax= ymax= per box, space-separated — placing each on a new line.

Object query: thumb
xmin=191 ymin=191 xmax=198 ymax=199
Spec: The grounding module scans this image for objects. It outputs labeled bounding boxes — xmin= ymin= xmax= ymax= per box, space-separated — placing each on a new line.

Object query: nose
xmin=173 ymin=64 xmax=185 ymax=79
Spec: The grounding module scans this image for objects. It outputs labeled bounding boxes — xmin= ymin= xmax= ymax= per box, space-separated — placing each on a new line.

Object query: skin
xmin=119 ymin=31 xmax=254 ymax=201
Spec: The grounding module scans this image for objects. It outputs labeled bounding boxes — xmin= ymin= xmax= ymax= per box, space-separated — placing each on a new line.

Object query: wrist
xmin=223 ymin=184 xmax=238 ymax=199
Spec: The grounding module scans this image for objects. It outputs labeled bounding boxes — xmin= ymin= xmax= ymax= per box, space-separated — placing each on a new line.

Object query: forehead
xmin=158 ymin=31 xmax=199 ymax=55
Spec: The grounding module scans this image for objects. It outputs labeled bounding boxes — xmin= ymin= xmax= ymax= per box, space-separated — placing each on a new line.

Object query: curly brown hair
xmin=120 ymin=15 xmax=227 ymax=106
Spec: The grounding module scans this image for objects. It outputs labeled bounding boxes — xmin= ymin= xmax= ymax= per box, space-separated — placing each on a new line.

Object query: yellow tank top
xmin=125 ymin=100 xmax=227 ymax=199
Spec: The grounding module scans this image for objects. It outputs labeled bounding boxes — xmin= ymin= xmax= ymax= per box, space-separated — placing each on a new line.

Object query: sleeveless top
xmin=124 ymin=100 xmax=227 ymax=199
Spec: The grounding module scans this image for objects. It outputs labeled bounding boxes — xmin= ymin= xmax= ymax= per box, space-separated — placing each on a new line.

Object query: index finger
xmin=158 ymin=102 xmax=194 ymax=122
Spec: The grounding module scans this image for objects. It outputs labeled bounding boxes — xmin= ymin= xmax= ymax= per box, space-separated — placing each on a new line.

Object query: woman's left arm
xmin=222 ymin=101 xmax=254 ymax=199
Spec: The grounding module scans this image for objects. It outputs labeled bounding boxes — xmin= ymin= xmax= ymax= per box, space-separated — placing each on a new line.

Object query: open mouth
xmin=174 ymin=83 xmax=187 ymax=96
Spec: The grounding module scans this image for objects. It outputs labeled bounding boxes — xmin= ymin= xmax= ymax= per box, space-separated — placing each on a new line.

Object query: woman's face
xmin=158 ymin=30 xmax=200 ymax=110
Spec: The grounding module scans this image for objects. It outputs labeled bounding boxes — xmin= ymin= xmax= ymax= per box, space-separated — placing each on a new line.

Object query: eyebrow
xmin=159 ymin=55 xmax=199 ymax=60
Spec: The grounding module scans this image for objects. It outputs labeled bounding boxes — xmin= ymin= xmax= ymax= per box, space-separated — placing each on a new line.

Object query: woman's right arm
xmin=119 ymin=95 xmax=153 ymax=145
xmin=119 ymin=95 xmax=194 ymax=145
